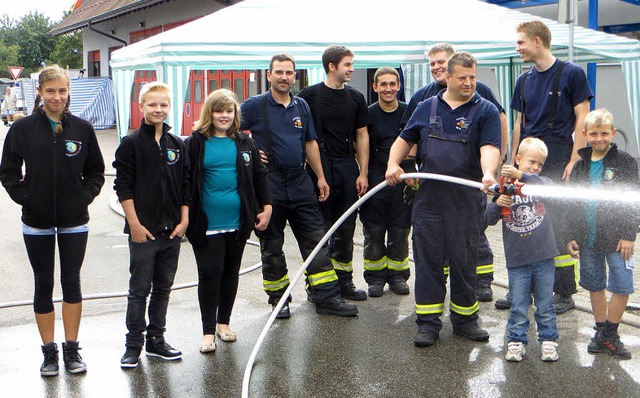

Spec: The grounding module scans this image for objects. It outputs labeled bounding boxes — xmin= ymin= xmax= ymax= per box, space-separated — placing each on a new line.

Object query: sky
xmin=2 ymin=0 xmax=76 ymax=23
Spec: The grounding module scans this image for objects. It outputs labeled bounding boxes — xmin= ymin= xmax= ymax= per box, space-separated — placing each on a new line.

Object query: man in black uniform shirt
xmin=361 ymin=67 xmax=413 ymax=297
xmin=298 ymin=45 xmax=371 ymax=301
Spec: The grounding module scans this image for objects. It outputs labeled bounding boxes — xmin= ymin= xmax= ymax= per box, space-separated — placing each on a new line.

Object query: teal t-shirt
xmin=202 ymin=136 xmax=240 ymax=232
xmin=585 ymin=158 xmax=603 ymax=247
xmin=48 ymin=118 xmax=61 ymax=133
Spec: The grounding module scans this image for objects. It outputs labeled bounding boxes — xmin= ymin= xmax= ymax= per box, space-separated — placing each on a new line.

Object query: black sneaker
xmin=588 ymin=331 xmax=632 ymax=359
xmin=40 ymin=342 xmax=59 ymax=377
xmin=553 ymin=294 xmax=575 ymax=315
xmin=453 ymin=326 xmax=490 ymax=342
xmin=368 ymin=283 xmax=384 ymax=297
xmin=120 ymin=347 xmax=142 ymax=368
xmin=389 ymin=280 xmax=410 ymax=295
xmin=62 ymin=341 xmax=87 ymax=374
xmin=340 ymin=281 xmax=367 ymax=301
xmin=475 ymin=280 xmax=493 ymax=302
xmin=272 ymin=302 xmax=291 ymax=319
xmin=495 ymin=293 xmax=511 ymax=310
xmin=414 ymin=329 xmax=439 ymax=347
xmin=315 ymin=297 xmax=358 ymax=317
xmin=145 ymin=336 xmax=182 ymax=361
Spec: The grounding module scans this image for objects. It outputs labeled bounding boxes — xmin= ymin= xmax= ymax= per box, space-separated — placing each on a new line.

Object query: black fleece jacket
xmin=566 ymin=143 xmax=640 ymax=252
xmin=113 ymin=121 xmax=191 ymax=235
xmin=0 ymin=111 xmax=105 ymax=228
xmin=184 ymin=130 xmax=271 ymax=248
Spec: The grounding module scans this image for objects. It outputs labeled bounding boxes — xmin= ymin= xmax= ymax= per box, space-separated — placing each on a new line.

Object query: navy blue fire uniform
xmin=401 ymin=81 xmax=502 ymax=286
xmin=401 ymin=92 xmax=501 ymax=333
xmin=298 ymin=83 xmax=370 ymax=288
xmin=240 ymin=92 xmax=341 ymax=306
xmin=361 ymin=101 xmax=412 ymax=287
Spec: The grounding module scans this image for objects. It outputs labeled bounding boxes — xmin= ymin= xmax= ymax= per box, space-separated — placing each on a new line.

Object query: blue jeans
xmin=579 ymin=247 xmax=634 ymax=295
xmin=125 ymin=232 xmax=181 ymax=348
xmin=507 ymin=259 xmax=558 ymax=344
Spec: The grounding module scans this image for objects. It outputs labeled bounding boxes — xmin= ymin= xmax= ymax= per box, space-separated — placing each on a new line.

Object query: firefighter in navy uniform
xmin=386 ymin=52 xmax=501 ymax=347
xmin=400 ymin=43 xmax=507 ymax=302
xmin=298 ymin=45 xmax=371 ymax=301
xmin=361 ymin=67 xmax=412 ymax=297
xmin=240 ymin=54 xmax=358 ymax=318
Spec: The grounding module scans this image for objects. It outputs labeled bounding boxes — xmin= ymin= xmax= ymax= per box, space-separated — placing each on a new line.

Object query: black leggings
xmin=23 ymin=232 xmax=88 ymax=314
xmin=192 ymin=232 xmax=246 ymax=335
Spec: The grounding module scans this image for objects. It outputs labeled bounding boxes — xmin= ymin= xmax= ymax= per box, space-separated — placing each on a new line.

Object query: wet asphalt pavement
xmin=1 ymin=126 xmax=640 ymax=397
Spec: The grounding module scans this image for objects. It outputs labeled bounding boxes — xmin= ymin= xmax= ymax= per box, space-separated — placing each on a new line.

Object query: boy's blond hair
xmin=584 ymin=108 xmax=615 ymax=131
xmin=518 ymin=137 xmax=548 ymax=159
xmin=139 ymin=81 xmax=172 ymax=105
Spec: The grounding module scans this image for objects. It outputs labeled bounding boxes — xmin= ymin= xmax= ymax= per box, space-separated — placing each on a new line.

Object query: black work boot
xmin=368 ymin=283 xmax=384 ymax=297
xmin=452 ymin=325 xmax=490 ymax=342
xmin=62 ymin=341 xmax=87 ymax=374
xmin=475 ymin=280 xmax=493 ymax=302
xmin=414 ymin=329 xmax=439 ymax=347
xmin=494 ymin=293 xmax=511 ymax=310
xmin=40 ymin=342 xmax=59 ymax=377
xmin=340 ymin=281 xmax=367 ymax=301
xmin=389 ymin=280 xmax=410 ymax=295
xmin=553 ymin=294 xmax=575 ymax=315
xmin=315 ymin=297 xmax=358 ymax=317
xmin=272 ymin=302 xmax=291 ymax=319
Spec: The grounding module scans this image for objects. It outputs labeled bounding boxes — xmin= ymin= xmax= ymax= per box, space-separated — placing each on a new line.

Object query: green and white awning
xmin=110 ymin=0 xmax=640 ymax=153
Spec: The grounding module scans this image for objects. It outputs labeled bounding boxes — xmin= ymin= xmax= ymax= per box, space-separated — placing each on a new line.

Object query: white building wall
xmin=80 ymin=0 xmax=233 ymax=77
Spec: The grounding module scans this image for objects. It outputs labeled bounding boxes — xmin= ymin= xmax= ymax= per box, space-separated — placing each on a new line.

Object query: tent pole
xmin=568 ymin=0 xmax=576 ymax=63
xmin=587 ymin=0 xmax=598 ymax=110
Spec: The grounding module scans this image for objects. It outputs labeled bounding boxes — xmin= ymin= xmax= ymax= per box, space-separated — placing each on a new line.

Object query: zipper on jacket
xmin=52 ymin=129 xmax=58 ymax=225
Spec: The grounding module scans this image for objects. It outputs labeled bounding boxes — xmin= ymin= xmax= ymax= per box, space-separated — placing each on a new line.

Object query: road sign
xmin=8 ymin=66 xmax=24 ymax=80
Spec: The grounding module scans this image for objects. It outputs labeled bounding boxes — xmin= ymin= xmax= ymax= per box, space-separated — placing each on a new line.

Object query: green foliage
xmin=0 ymin=10 xmax=83 ymax=78
xmin=16 ymin=12 xmax=57 ymax=74
xmin=51 ymin=32 xmax=83 ymax=70
xmin=0 ymin=43 xmax=20 ymax=79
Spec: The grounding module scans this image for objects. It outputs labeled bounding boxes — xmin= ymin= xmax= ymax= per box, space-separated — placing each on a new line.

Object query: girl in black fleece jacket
xmin=0 ymin=65 xmax=105 ymax=376
xmin=185 ymin=89 xmax=271 ymax=353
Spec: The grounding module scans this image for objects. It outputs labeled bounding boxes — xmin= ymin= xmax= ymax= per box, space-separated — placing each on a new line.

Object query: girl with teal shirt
xmin=185 ymin=89 xmax=272 ymax=353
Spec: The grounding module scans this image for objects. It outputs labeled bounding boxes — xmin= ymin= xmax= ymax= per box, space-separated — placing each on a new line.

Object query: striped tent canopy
xmin=21 ymin=77 xmax=116 ymax=130
xmin=110 ymin=0 xmax=640 ymax=151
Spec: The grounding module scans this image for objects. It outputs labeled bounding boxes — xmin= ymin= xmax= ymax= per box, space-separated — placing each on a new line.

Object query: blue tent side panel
xmin=21 ymin=77 xmax=116 ymax=130
xmin=70 ymin=77 xmax=116 ymax=130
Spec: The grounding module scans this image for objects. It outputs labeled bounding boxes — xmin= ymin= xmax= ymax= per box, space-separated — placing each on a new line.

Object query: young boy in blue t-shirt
xmin=566 ymin=108 xmax=639 ymax=360
xmin=486 ymin=137 xmax=559 ymax=362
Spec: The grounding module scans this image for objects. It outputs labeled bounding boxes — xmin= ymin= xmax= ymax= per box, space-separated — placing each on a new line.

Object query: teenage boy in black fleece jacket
xmin=113 ymin=82 xmax=190 ymax=369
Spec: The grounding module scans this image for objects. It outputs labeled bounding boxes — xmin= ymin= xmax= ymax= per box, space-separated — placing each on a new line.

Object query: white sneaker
xmin=505 ymin=342 xmax=526 ymax=362
xmin=541 ymin=341 xmax=559 ymax=362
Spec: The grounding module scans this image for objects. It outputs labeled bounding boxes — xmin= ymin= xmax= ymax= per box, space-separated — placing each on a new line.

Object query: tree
xmin=16 ymin=12 xmax=57 ymax=74
xmin=50 ymin=31 xmax=83 ymax=70
xmin=0 ymin=43 xmax=20 ymax=79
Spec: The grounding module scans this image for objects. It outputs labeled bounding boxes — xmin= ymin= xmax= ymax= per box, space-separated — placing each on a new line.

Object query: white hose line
xmin=241 ymin=172 xmax=484 ymax=398
xmin=0 ymin=241 xmax=262 ymax=310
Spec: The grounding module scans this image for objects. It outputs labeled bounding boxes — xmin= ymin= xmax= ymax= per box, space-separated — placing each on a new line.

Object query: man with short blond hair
xmin=500 ymin=20 xmax=593 ymax=314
